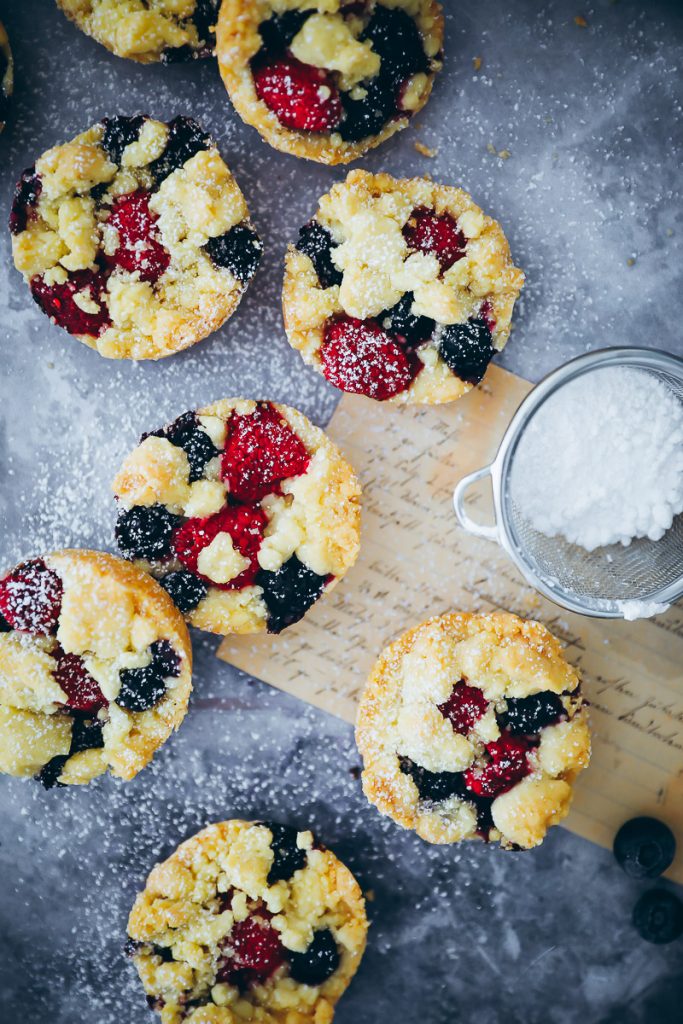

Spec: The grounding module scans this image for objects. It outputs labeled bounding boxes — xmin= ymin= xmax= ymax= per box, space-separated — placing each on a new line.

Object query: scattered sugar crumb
xmin=574 ymin=15 xmax=588 ymax=28
xmin=414 ymin=141 xmax=437 ymax=158
xmin=472 ymin=56 xmax=482 ymax=71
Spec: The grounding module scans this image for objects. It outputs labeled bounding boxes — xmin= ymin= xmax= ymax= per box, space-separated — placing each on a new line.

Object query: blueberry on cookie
xmin=283 ymin=171 xmax=525 ymax=403
xmin=0 ymin=550 xmax=192 ymax=787
xmin=356 ymin=612 xmax=591 ymax=848
xmin=127 ymin=820 xmax=368 ymax=1021
xmin=56 ymin=0 xmax=220 ymax=63
xmin=112 ymin=400 xmax=361 ymax=636
xmin=216 ymin=0 xmax=444 ymax=164
xmin=10 ymin=115 xmax=261 ymax=360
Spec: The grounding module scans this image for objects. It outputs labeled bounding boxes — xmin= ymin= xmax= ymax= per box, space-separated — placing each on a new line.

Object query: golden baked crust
xmin=216 ymin=0 xmax=444 ymax=165
xmin=282 ymin=170 xmax=525 ymax=404
xmin=356 ymin=612 xmax=591 ymax=849
xmin=112 ymin=399 xmax=362 ymax=636
xmin=0 ymin=20 xmax=13 ymax=133
xmin=10 ymin=115 xmax=261 ymax=360
xmin=0 ymin=549 xmax=192 ymax=786
xmin=56 ymin=0 xmax=219 ymax=63
xmin=127 ymin=819 xmax=368 ymax=1024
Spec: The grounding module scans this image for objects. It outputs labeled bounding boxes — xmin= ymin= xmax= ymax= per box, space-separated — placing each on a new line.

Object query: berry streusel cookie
xmin=56 ymin=0 xmax=220 ymax=63
xmin=112 ymin=400 xmax=361 ymax=635
xmin=356 ymin=612 xmax=591 ymax=848
xmin=10 ymin=115 xmax=262 ymax=360
xmin=216 ymin=0 xmax=444 ymax=165
xmin=0 ymin=550 xmax=192 ymax=788
xmin=283 ymin=171 xmax=525 ymax=403
xmin=0 ymin=20 xmax=13 ymax=133
xmin=127 ymin=819 xmax=368 ymax=1023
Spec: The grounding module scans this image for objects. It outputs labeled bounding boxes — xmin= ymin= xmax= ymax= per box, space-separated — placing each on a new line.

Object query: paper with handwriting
xmin=218 ymin=366 xmax=683 ymax=882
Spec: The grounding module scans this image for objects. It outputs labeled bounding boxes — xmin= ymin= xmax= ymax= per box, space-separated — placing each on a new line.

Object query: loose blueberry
xmin=116 ymin=663 xmax=167 ymax=712
xmin=399 ymin=755 xmax=466 ymax=804
xmin=500 ymin=693 xmax=565 ymax=736
xmin=289 ymin=929 xmax=340 ymax=986
xmin=263 ymin=822 xmax=307 ymax=884
xmin=381 ymin=292 xmax=435 ymax=347
xmin=256 ymin=556 xmax=328 ymax=634
xmin=259 ymin=10 xmax=309 ymax=54
xmin=632 ymin=889 xmax=683 ymax=944
xmin=149 ymin=116 xmax=211 ymax=186
xmin=37 ymin=755 xmax=68 ymax=790
xmin=296 ymin=221 xmax=343 ymax=289
xmin=438 ymin=318 xmax=495 ymax=385
xmin=160 ymin=571 xmax=208 ymax=613
xmin=361 ymin=6 xmax=429 ymax=83
xmin=115 ymin=505 xmax=180 ymax=561
xmin=613 ymin=818 xmax=676 ymax=880
xmin=100 ymin=115 xmax=145 ymax=165
xmin=146 ymin=411 xmax=220 ymax=483
xmin=9 ymin=167 xmax=42 ymax=235
xmin=205 ymin=224 xmax=263 ymax=283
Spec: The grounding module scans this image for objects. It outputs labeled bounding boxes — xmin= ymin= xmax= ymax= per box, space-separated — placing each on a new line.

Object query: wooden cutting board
xmin=219 ymin=366 xmax=683 ymax=882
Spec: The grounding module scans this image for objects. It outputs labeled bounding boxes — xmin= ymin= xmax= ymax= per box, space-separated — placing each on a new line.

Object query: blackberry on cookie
xmin=127 ymin=819 xmax=368 ymax=1023
xmin=217 ymin=0 xmax=444 ymax=164
xmin=283 ymin=170 xmax=525 ymax=403
xmin=10 ymin=115 xmax=262 ymax=360
xmin=56 ymin=0 xmax=220 ymax=63
xmin=0 ymin=550 xmax=192 ymax=787
xmin=112 ymin=400 xmax=361 ymax=636
xmin=356 ymin=612 xmax=591 ymax=848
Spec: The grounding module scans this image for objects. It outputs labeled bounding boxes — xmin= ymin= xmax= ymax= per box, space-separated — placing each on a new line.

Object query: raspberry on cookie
xmin=0 ymin=21 xmax=12 ymax=133
xmin=356 ymin=612 xmax=591 ymax=848
xmin=112 ymin=400 xmax=361 ymax=636
xmin=0 ymin=550 xmax=192 ymax=788
xmin=56 ymin=0 xmax=220 ymax=63
xmin=283 ymin=170 xmax=525 ymax=403
xmin=217 ymin=1 xmax=444 ymax=164
xmin=10 ymin=115 xmax=262 ymax=360
xmin=127 ymin=820 xmax=368 ymax=1023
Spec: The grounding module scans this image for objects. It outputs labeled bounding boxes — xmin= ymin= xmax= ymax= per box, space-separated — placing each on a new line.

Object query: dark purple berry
xmin=263 ymin=822 xmax=307 ymax=884
xmin=614 ymin=818 xmax=676 ymax=880
xmin=151 ymin=639 xmax=181 ymax=679
xmin=0 ymin=612 xmax=10 ymax=633
xmin=339 ymin=75 xmax=396 ymax=143
xmin=115 ymin=504 xmax=180 ymax=561
xmin=205 ymin=224 xmax=263 ymax=283
xmin=361 ymin=6 xmax=428 ymax=83
xmin=289 ymin=929 xmax=340 ymax=985
xmin=259 ymin=11 xmax=309 ymax=55
xmin=70 ymin=714 xmax=104 ymax=754
xmin=296 ymin=221 xmax=342 ymax=289
xmin=256 ymin=556 xmax=328 ymax=634
xmin=116 ymin=663 xmax=167 ymax=712
xmin=438 ymin=318 xmax=495 ymax=385
xmin=381 ymin=292 xmax=435 ymax=347
xmin=399 ymin=755 xmax=466 ymax=804
xmin=9 ymin=167 xmax=42 ymax=235
xmin=145 ymin=411 xmax=220 ymax=483
xmin=161 ymin=0 xmax=219 ymax=60
xmin=149 ymin=116 xmax=212 ymax=186
xmin=500 ymin=693 xmax=565 ymax=736
xmin=160 ymin=571 xmax=208 ymax=613
xmin=100 ymin=115 xmax=145 ymax=165
xmin=37 ymin=755 xmax=68 ymax=790
xmin=124 ymin=938 xmax=143 ymax=957
xmin=632 ymin=889 xmax=683 ymax=944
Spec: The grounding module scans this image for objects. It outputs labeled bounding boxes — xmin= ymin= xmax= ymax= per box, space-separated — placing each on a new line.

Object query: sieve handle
xmin=453 ymin=466 xmax=499 ymax=542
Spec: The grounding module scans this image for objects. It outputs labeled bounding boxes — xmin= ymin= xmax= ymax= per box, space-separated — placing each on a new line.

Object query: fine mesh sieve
xmin=453 ymin=348 xmax=683 ymax=618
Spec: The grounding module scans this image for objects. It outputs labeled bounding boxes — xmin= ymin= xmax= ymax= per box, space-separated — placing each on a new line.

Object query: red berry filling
xmin=0 ymin=560 xmax=63 ymax=635
xmin=403 ymin=207 xmax=466 ymax=271
xmin=253 ymin=56 xmax=342 ymax=132
xmin=321 ymin=315 xmax=420 ymax=401
xmin=479 ymin=299 xmax=497 ymax=333
xmin=30 ymin=269 xmax=112 ymax=338
xmin=221 ymin=403 xmax=310 ymax=504
xmin=172 ymin=505 xmax=267 ymax=589
xmin=104 ymin=190 xmax=170 ymax=283
xmin=463 ymin=736 xmax=532 ymax=799
xmin=438 ymin=680 xmax=489 ymax=735
xmin=53 ymin=650 xmax=108 ymax=712
xmin=217 ymin=915 xmax=285 ymax=988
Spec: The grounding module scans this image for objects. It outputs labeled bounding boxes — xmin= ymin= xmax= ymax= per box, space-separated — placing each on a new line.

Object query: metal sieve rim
xmin=453 ymin=347 xmax=683 ymax=618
